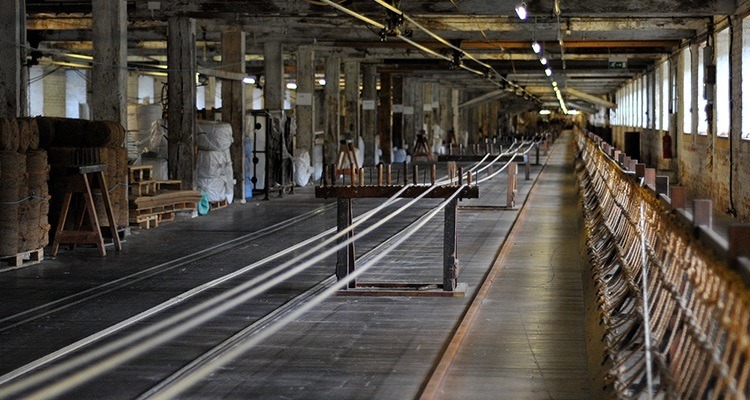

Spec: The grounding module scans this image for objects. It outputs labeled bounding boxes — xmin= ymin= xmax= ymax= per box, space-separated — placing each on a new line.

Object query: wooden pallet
xmin=129 ymin=180 xmax=157 ymax=197
xmin=155 ymin=180 xmax=183 ymax=191
xmin=210 ymin=199 xmax=228 ymax=210
xmin=0 ymin=248 xmax=44 ymax=271
xmin=128 ymin=165 xmax=153 ymax=183
xmin=130 ymin=201 xmax=198 ymax=229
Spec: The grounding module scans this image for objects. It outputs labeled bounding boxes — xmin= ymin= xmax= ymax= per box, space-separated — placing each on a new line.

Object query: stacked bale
xmin=196 ymin=121 xmax=234 ymax=204
xmin=0 ymin=117 xmax=49 ymax=257
xmin=25 ymin=150 xmax=50 ymax=251
xmin=44 ymin=118 xmax=129 ymax=237
xmin=0 ymin=117 xmax=20 ymax=152
xmin=0 ymin=151 xmax=29 ymax=256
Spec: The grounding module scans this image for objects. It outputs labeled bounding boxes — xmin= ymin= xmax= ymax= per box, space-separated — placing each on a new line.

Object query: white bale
xmin=196 ymin=120 xmax=233 ymax=151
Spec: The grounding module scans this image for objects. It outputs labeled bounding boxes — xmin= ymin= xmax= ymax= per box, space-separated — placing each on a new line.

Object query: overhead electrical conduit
xmin=317 ymin=0 xmax=538 ymax=102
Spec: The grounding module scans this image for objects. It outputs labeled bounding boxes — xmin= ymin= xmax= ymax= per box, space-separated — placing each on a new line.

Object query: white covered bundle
xmin=196 ymin=149 xmax=234 ymax=203
xmin=196 ymin=121 xmax=233 ymax=151
xmin=292 ymin=148 xmax=314 ymax=187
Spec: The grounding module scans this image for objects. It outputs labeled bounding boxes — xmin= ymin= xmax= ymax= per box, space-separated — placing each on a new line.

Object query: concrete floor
xmin=0 ymin=137 xmax=589 ymax=399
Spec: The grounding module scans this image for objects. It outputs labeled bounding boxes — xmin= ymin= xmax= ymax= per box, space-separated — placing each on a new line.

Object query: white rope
xmin=147 ymin=187 xmax=466 ymax=400
xmin=1 ymin=185 xmax=440 ymax=399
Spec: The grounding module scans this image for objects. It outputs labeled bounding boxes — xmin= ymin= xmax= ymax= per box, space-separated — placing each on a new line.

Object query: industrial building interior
xmin=0 ymin=0 xmax=749 ymax=398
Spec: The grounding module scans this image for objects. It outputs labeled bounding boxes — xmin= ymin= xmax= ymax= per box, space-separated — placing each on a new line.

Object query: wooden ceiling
xmin=25 ymin=0 xmax=735 ymax=109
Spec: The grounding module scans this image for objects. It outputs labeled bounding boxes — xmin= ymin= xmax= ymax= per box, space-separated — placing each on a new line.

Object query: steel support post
xmin=443 ymin=197 xmax=459 ymax=291
xmin=506 ymin=162 xmax=517 ymax=208
xmin=337 ymin=198 xmax=356 ymax=289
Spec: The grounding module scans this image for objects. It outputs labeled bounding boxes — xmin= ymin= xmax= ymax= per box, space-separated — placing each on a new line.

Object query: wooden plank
xmin=314 ymin=185 xmax=478 ymax=199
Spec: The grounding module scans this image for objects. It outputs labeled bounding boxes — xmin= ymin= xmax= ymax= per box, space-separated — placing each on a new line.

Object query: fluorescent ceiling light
xmin=287 ymin=82 xmax=298 ymax=90
xmin=539 ymin=109 xmax=552 ymax=115
xmin=531 ymin=41 xmax=541 ymax=54
xmin=515 ymin=2 xmax=527 ymax=20
xmin=243 ymin=76 xmax=256 ymax=84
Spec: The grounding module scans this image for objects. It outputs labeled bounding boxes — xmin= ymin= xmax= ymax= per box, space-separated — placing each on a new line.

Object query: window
xmin=655 ymin=66 xmax=662 ymax=130
xmin=716 ymin=28 xmax=730 ymax=137
xmin=743 ymin=17 xmax=750 ymax=140
xmin=683 ymin=48 xmax=693 ymax=134
xmin=697 ymin=42 xmax=708 ymax=135
xmin=661 ymin=61 xmax=670 ymax=131
xmin=638 ymin=77 xmax=645 ymax=128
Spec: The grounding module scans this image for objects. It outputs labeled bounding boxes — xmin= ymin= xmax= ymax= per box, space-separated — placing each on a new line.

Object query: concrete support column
xmin=0 ymin=0 xmax=24 ymax=117
xmin=296 ymin=47 xmax=315 ymax=154
xmin=361 ymin=64 xmax=377 ymax=166
xmin=221 ymin=29 xmax=246 ymax=201
xmin=459 ymin=91 xmax=470 ymax=145
xmin=378 ymin=71 xmax=393 ymax=164
xmin=402 ymin=78 xmax=415 ymax=149
xmin=344 ymin=60 xmax=360 ymax=142
xmin=452 ymin=88 xmax=460 ymax=140
xmin=488 ymin=100 xmax=499 ymax=138
xmin=205 ymin=77 xmax=216 ymax=110
xmin=43 ymin=69 xmax=66 ymax=117
xmin=323 ymin=55 xmax=341 ymax=166
xmin=423 ymin=83 xmax=434 ymax=146
xmin=439 ymin=86 xmax=453 ymax=144
xmin=263 ymin=41 xmax=284 ymax=112
xmin=92 ymin=0 xmax=127 ymax=124
xmin=167 ymin=16 xmax=197 ymax=189
xmin=392 ymin=75 xmax=404 ymax=149
xmin=412 ymin=79 xmax=425 ymax=144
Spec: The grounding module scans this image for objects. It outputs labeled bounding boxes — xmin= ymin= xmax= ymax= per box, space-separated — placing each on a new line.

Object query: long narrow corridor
xmin=427 ymin=133 xmax=590 ymax=399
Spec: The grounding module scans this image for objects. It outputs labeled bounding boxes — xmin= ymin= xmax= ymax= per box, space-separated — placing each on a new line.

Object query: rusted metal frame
xmin=443 ymin=197 xmax=459 ymax=291
xmin=315 ymin=185 xmax=478 ymax=199
xmin=336 ymin=198 xmax=356 ymax=289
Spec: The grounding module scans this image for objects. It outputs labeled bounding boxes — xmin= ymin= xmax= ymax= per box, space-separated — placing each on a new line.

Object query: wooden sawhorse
xmin=52 ymin=164 xmax=122 ymax=256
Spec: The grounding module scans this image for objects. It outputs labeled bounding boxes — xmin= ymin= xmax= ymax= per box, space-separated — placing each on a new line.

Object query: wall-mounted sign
xmin=608 ymin=55 xmax=628 ymax=69
xmin=362 ymin=100 xmax=376 ymax=110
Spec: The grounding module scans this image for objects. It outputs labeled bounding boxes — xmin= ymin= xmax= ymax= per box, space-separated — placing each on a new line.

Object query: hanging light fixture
xmin=545 ymin=68 xmax=552 ymax=76
xmin=515 ymin=2 xmax=528 ymax=20
xmin=539 ymin=56 xmax=548 ymax=65
xmin=531 ymin=41 xmax=541 ymax=54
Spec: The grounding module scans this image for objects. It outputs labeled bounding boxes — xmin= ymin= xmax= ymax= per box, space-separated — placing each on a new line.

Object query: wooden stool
xmin=336 ymin=140 xmax=360 ymax=185
xmin=412 ymin=133 xmax=434 ymax=162
xmin=52 ymin=164 xmax=122 ymax=256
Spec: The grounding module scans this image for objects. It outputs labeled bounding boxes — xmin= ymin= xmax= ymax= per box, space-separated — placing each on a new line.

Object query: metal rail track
xmin=135 ymin=209 xmax=423 ymax=399
xmin=0 ymin=203 xmax=334 ymax=332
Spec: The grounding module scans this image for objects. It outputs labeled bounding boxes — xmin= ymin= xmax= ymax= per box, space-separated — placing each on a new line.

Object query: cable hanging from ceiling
xmin=518 ymin=0 xmax=569 ymax=113
xmin=317 ymin=0 xmax=540 ymax=103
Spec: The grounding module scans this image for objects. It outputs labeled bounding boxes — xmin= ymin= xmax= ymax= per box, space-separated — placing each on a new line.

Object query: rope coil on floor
xmin=576 ymin=131 xmax=750 ymax=399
